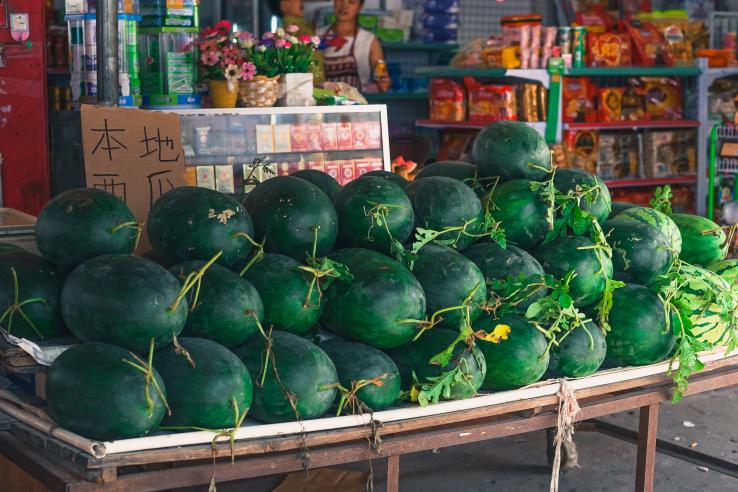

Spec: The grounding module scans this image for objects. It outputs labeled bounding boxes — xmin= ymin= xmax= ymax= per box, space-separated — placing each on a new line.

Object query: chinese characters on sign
xmin=81 ymin=105 xmax=188 ymax=222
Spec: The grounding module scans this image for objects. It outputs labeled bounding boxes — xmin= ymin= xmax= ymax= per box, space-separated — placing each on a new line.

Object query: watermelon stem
xmin=122 ymin=338 xmax=171 ymax=417
xmin=246 ymin=310 xmax=272 ymax=387
xmin=0 ymin=267 xmax=47 ymax=340
xmin=232 ymin=232 xmax=266 ymax=277
xmin=324 ymin=373 xmax=388 ymax=416
xmin=364 ymin=202 xmax=409 ymax=264
xmin=172 ymin=332 xmax=196 ymax=369
xmin=168 ymin=251 xmax=223 ymax=313
xmin=110 ymin=221 xmax=144 ymax=253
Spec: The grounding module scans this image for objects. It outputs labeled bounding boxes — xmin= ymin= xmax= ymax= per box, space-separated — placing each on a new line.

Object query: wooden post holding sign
xmin=80 ymin=105 xmax=190 ymax=249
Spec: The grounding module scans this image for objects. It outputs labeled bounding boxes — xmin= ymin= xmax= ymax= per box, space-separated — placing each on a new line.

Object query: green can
xmin=125 ymin=20 xmax=139 ymax=78
xmin=573 ymin=26 xmax=587 ymax=68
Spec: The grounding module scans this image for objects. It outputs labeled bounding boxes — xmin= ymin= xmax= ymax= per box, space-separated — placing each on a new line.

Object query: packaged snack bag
xmin=626 ymin=20 xmax=673 ymax=66
xmin=429 ymin=78 xmax=466 ymax=122
xmin=464 ymin=77 xmax=517 ymax=123
xmin=588 ymin=32 xmax=631 ymax=67
xmin=599 ymin=87 xmax=626 ymax=122
xmin=563 ymin=77 xmax=597 ymax=123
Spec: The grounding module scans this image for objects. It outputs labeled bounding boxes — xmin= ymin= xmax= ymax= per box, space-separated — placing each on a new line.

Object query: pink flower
xmin=287 ymin=24 xmax=300 ymax=33
xmin=311 ymin=36 xmax=321 ymax=46
xmin=288 ymin=36 xmax=299 ymax=44
xmin=201 ymin=51 xmax=219 ymax=66
xmin=275 ymin=38 xmax=287 ymax=49
xmin=237 ymin=31 xmax=253 ymax=41
xmin=284 ymin=41 xmax=292 ymax=49
xmin=263 ymin=31 xmax=274 ymax=40
xmin=298 ymin=35 xmax=311 ymax=43
xmin=240 ymin=62 xmax=256 ymax=80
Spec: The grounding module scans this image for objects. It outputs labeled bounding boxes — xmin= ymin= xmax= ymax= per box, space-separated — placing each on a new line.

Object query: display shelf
xmin=414 ymin=67 xmax=550 ymax=87
xmin=564 ymin=65 xmax=701 ymax=77
xmin=604 ymin=175 xmax=697 ymax=189
xmin=564 ymin=120 xmax=700 ymax=130
xmin=703 ymin=66 xmax=738 ymax=86
xmin=365 ymin=91 xmax=428 ymax=103
xmin=416 ymin=119 xmax=547 ymax=136
xmin=382 ymin=42 xmax=458 ymax=52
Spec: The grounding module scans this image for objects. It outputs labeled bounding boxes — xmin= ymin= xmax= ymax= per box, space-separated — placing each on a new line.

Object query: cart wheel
xmin=546 ymin=428 xmax=579 ymax=469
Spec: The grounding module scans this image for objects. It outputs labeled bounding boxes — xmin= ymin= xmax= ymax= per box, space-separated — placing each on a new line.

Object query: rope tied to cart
xmin=549 ymin=379 xmax=581 ymax=492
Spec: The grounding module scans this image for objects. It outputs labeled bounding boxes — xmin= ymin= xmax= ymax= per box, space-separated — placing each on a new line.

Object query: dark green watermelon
xmin=46 ymin=342 xmax=167 ymax=441
xmin=472 ymin=313 xmax=548 ymax=390
xmin=606 ymin=284 xmax=675 ymax=366
xmin=485 ymin=179 xmax=549 ymax=250
xmin=244 ymin=176 xmax=338 ymax=261
xmin=321 ymin=249 xmax=426 ymax=348
xmin=242 ymin=254 xmax=322 ymax=335
xmin=291 ymin=169 xmax=341 ymax=200
xmin=548 ymin=321 xmax=606 ymax=378
xmin=169 ymin=261 xmax=263 ymax=347
xmin=385 ymin=328 xmax=486 ymax=401
xmin=154 ymin=337 xmax=253 ymax=429
xmin=463 ymin=241 xmax=547 ymax=309
xmin=472 ymin=120 xmax=551 ymax=181
xmin=321 ymin=338 xmax=401 ymax=412
xmin=333 ymin=176 xmax=414 ymax=254
xmin=413 ymin=244 xmax=487 ymax=329
xmin=147 ymin=187 xmax=255 ymax=269
xmin=61 ymin=254 xmax=187 ymax=354
xmin=234 ymin=331 xmax=337 ymax=423
xmin=604 ymin=220 xmax=674 ymax=285
xmin=0 ymin=252 xmax=66 ymax=341
xmin=608 ymin=201 xmax=636 ymax=219
xmin=414 ymin=161 xmax=486 ymax=195
xmin=358 ymin=170 xmax=409 ymax=190
xmin=614 ymin=207 xmax=682 ymax=255
xmin=553 ymin=168 xmax=611 ymax=223
xmin=532 ymin=235 xmax=613 ymax=307
xmin=671 ymin=213 xmax=727 ymax=266
xmin=36 ymin=188 xmax=137 ymax=270
xmin=0 ymin=243 xmax=25 ymax=255
xmin=405 ymin=176 xmax=485 ymax=251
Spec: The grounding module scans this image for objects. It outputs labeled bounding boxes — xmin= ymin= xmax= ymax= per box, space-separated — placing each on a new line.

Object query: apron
xmin=323 ymin=27 xmax=362 ymax=89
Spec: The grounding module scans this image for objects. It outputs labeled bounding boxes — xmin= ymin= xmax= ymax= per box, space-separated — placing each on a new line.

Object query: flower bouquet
xmin=198 ymin=20 xmax=256 ymax=108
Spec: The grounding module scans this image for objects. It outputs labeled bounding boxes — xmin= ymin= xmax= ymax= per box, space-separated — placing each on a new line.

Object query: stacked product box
xmin=418 ymin=0 xmax=459 ymax=44
xmin=65 ymin=1 xmax=142 ymax=107
xmin=139 ymin=0 xmax=199 ymax=28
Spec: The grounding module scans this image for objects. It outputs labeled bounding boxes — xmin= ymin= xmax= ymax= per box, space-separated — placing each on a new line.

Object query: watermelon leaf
xmin=650 ymin=185 xmax=673 ymax=215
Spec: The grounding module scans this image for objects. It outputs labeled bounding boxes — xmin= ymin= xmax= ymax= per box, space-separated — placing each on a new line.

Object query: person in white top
xmin=318 ymin=0 xmax=391 ymax=92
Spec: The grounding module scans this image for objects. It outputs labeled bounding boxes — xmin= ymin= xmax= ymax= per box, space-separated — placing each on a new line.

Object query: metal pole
xmin=96 ymin=0 xmax=119 ymax=106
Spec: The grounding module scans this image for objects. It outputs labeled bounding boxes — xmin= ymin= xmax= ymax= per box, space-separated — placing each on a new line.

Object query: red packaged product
xmin=429 ymin=78 xmax=466 ymax=122
xmin=625 ymin=20 xmax=674 ymax=66
xmin=337 ymin=123 xmax=353 ymax=150
xmin=305 ymin=124 xmax=323 ymax=151
xmin=367 ymin=121 xmax=382 ymax=149
xmin=354 ymin=159 xmax=373 ymax=176
xmin=352 ymin=122 xmax=370 ymax=150
xmin=464 ymin=77 xmax=517 ymax=123
xmin=369 ymin=158 xmax=384 ymax=171
xmin=563 ymin=77 xmax=597 ymax=123
xmin=322 ymin=123 xmax=339 ymax=151
xmin=290 ymin=125 xmax=307 ymax=152
xmin=277 ymin=162 xmax=291 ymax=176
xmin=309 ymin=160 xmax=325 ymax=172
xmin=340 ymin=161 xmax=356 ymax=185
xmin=324 ymin=161 xmax=340 ymax=181
xmin=588 ymin=32 xmax=631 ymax=67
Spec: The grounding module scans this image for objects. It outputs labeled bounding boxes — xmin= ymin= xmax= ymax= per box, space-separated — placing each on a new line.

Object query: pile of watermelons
xmin=2 ymin=121 xmax=737 ymax=442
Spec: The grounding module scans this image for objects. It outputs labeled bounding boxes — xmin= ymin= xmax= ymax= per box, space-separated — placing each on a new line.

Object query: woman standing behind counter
xmin=318 ymin=0 xmax=391 ymax=93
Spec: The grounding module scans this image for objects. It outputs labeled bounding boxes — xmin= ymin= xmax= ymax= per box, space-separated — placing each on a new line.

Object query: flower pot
xmin=277 ymin=72 xmax=315 ymax=107
xmin=239 ymin=75 xmax=280 ymax=108
xmin=209 ymin=79 xmax=238 ymax=108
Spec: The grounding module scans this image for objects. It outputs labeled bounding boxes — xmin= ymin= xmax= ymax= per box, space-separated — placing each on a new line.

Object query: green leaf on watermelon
xmin=650 ymin=185 xmax=673 ymax=215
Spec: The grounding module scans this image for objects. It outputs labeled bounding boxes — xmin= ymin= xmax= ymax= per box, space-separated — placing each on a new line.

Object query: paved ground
xmin=218 ymin=387 xmax=738 ymax=492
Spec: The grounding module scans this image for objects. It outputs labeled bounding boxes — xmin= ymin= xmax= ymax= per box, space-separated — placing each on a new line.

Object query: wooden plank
xmin=636 ymin=404 xmax=660 ymax=492
xmin=0 ymin=453 xmax=51 ymax=492
xmin=386 ymin=455 xmax=400 ymax=492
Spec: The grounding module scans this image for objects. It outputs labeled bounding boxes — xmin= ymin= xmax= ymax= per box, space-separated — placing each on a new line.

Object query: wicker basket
xmin=239 ymin=75 xmax=280 ymax=108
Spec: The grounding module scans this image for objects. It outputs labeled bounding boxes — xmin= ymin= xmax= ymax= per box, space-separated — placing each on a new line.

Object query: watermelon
xmin=154 ymin=337 xmax=253 ymax=429
xmin=291 ymin=169 xmax=341 ymax=200
xmin=485 ymin=179 xmax=549 ymax=250
xmin=472 ymin=313 xmax=548 ymax=390
xmin=608 ymin=202 xmax=636 ymax=219
xmin=464 ymin=241 xmax=547 ymax=308
xmin=707 ymin=259 xmax=738 ymax=290
xmin=242 ymin=254 xmax=322 ymax=335
xmin=614 ymin=207 xmax=682 ymax=255
xmin=405 ymin=176 xmax=486 ymax=251
xmin=321 ymin=338 xmax=401 ymax=412
xmin=671 ymin=213 xmax=727 ymax=266
xmin=244 ymin=176 xmax=338 ymax=261
xmin=35 ymin=188 xmax=138 ymax=270
xmin=321 ymin=249 xmax=426 ymax=349
xmin=46 ymin=342 xmax=167 ymax=441
xmin=0 ymin=243 xmax=26 ymax=255
xmin=660 ymin=263 xmax=736 ymax=345
xmin=169 ymin=261 xmax=263 ymax=347
xmin=532 ymin=235 xmax=613 ymax=307
xmin=413 ymin=244 xmax=487 ymax=329
xmin=0 ymin=252 xmax=66 ymax=341
xmin=414 ymin=161 xmax=486 ymax=195
xmin=606 ymin=284 xmax=675 ymax=366
xmin=147 ymin=187 xmax=255 ymax=269
xmin=333 ymin=177 xmax=414 ymax=254
xmin=472 ymin=120 xmax=552 ymax=181
xmin=604 ymin=220 xmax=674 ymax=285
xmin=553 ymin=168 xmax=612 ymax=223
xmin=234 ymin=331 xmax=338 ymax=423
xmin=358 ymin=170 xmax=409 ymax=190
xmin=385 ymin=328 xmax=486 ymax=401
xmin=61 ymin=254 xmax=187 ymax=354
xmin=548 ymin=321 xmax=606 ymax=378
